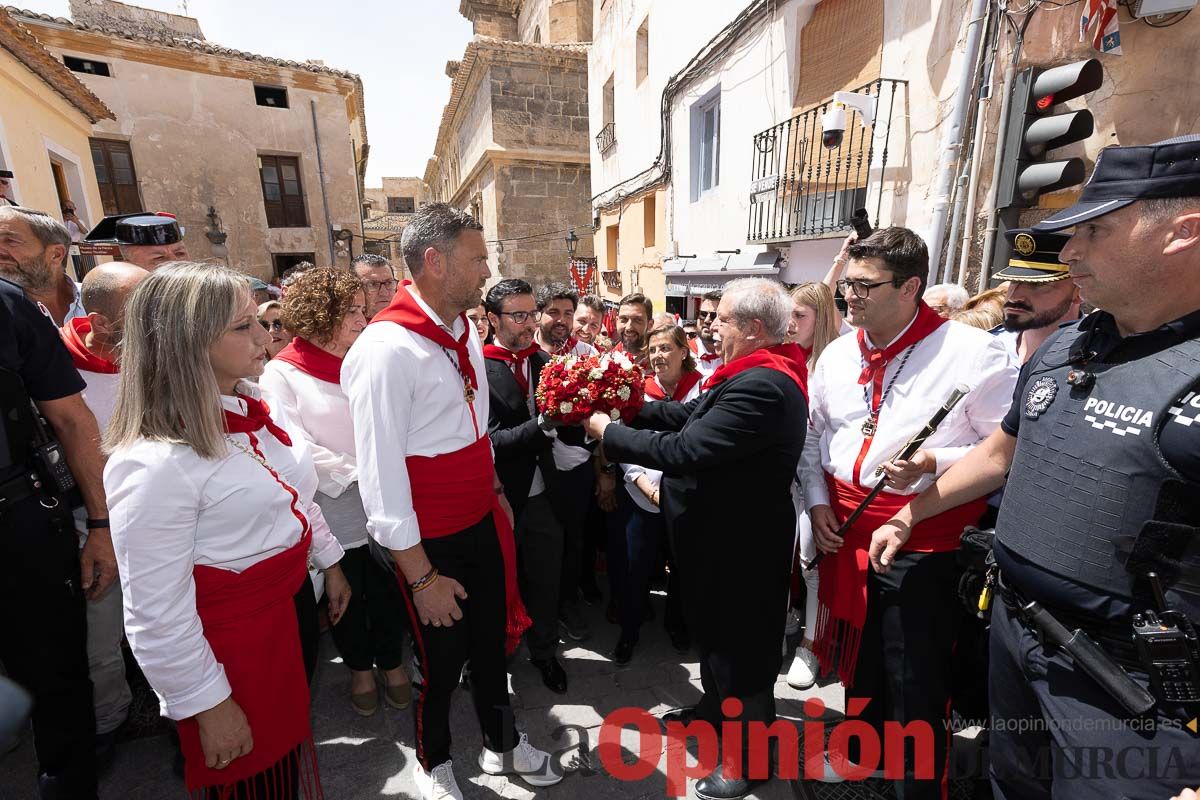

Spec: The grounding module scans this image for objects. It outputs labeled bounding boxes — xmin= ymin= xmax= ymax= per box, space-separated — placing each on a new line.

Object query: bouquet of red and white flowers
xmin=536 ymin=350 xmax=645 ymax=426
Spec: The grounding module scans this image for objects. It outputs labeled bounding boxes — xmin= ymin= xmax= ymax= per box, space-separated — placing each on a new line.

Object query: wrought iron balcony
xmin=747 ymin=79 xmax=905 ymax=244
xmin=596 ymin=122 xmax=616 ymax=155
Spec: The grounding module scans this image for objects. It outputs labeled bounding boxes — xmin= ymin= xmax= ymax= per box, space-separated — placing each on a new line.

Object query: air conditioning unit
xmin=1132 ymin=0 xmax=1195 ymax=17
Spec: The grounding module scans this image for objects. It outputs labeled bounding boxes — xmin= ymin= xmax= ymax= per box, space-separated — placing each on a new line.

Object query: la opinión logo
xmin=596 ymin=698 xmax=936 ymax=797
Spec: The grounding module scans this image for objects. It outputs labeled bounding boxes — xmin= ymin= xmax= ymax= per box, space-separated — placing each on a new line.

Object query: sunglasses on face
xmin=686 ymin=331 xmax=699 ymax=339
xmin=259 ymin=320 xmax=284 ymax=332
xmin=697 ymin=311 xmax=718 ymax=320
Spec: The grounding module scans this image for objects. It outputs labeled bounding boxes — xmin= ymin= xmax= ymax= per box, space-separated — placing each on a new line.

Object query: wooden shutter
xmin=89 ymin=139 xmax=142 ymax=216
xmin=279 ymin=157 xmax=308 ymax=228
xmin=259 ymin=155 xmax=286 ymax=228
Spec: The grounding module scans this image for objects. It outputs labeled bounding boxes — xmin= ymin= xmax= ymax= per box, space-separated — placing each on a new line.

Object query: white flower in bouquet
xmin=611 ymin=351 xmax=632 ymax=369
xmin=565 ymin=355 xmax=578 ymax=368
xmin=617 ymin=385 xmax=631 ymax=401
xmin=559 ymin=401 xmax=574 ymax=415
xmin=589 ymin=367 xmax=605 ymax=380
xmin=578 ymin=387 xmax=591 ymax=398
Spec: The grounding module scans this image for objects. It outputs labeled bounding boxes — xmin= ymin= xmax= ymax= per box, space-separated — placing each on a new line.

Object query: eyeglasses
xmin=497 ymin=310 xmax=535 ymax=324
xmin=259 ymin=320 xmax=284 ymax=332
xmin=836 ymin=278 xmax=902 ymax=299
xmin=685 ymin=331 xmax=699 ymax=339
xmin=697 ymin=311 xmax=718 ymax=320
xmin=361 ymin=279 xmax=398 ymax=294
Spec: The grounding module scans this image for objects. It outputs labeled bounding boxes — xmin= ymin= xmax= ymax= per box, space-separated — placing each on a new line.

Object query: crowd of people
xmin=0 ymin=134 xmax=1197 ymax=800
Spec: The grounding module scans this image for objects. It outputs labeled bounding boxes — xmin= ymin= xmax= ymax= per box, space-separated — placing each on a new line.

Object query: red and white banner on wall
xmin=1081 ymin=0 xmax=1121 ymax=55
xmin=569 ymin=257 xmax=598 ymax=295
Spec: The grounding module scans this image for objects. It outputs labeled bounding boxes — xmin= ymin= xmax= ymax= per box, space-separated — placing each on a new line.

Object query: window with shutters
xmin=258 ymin=155 xmax=309 ymax=228
xmin=387 ymin=196 xmax=415 ymax=213
xmin=89 ymin=139 xmax=142 ymax=216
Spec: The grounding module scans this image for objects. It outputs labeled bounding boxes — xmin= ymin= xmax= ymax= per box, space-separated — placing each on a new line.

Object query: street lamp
xmin=565 ymin=229 xmax=579 ymax=257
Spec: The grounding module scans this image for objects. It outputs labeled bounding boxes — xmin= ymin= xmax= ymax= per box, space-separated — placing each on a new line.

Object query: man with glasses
xmin=799 ymin=227 xmax=1015 ymax=794
xmin=483 ymin=279 xmax=571 ymax=694
xmin=352 ymin=253 xmax=399 ymax=319
xmin=691 ymin=290 xmax=723 ymax=379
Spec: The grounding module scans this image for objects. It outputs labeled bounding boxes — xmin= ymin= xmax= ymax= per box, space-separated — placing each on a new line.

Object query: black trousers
xmin=0 ymin=496 xmax=96 ymax=798
xmin=620 ymin=504 xmax=683 ymax=641
xmin=514 ymin=493 xmax=564 ymax=661
xmin=847 ymin=550 xmax=960 ymax=800
xmin=989 ymin=598 xmax=1199 ymax=800
xmin=294 ymin=573 xmax=319 ymax=686
xmin=400 ymin=514 xmax=517 ymax=770
xmin=551 ymin=460 xmax=593 ymax=614
xmin=328 ymin=545 xmax=406 ymax=672
xmin=693 ymin=646 xmax=779 ymax=772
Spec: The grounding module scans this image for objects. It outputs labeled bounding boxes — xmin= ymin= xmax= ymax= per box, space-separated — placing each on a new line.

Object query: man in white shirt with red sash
xmin=800 ymin=228 xmax=1016 ymax=797
xmin=58 ymin=262 xmax=147 ymax=768
xmin=343 ymin=204 xmax=561 ymax=800
xmin=689 ymin=289 xmax=724 ymax=379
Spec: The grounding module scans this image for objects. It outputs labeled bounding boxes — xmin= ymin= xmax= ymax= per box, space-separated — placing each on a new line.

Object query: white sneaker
xmin=784 ymin=608 xmax=802 ymax=636
xmin=786 ymin=646 xmax=819 ymax=689
xmin=478 ymin=731 xmax=563 ymax=787
xmin=415 ymin=760 xmax=463 ymax=800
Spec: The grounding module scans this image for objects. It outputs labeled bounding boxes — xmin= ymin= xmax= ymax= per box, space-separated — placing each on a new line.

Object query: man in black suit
xmin=483 ymin=279 xmax=568 ymax=693
xmin=584 ymin=278 xmax=808 ymax=800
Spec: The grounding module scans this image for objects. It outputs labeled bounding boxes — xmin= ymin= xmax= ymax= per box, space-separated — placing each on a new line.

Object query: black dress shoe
xmin=694 ymin=763 xmax=764 ymax=800
xmin=668 ymin=627 xmax=691 ymax=654
xmin=531 ymin=657 xmax=568 ymax=694
xmin=612 ymin=637 xmax=635 ymax=665
xmin=660 ymin=705 xmax=699 ymax=726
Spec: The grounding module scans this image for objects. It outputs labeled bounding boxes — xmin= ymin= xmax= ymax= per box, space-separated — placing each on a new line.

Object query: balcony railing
xmin=746 ymin=78 xmax=905 ymax=244
xmin=596 ymin=122 xmax=616 ymax=155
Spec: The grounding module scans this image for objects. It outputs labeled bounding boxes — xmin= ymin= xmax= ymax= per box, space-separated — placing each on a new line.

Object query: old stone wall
xmin=69 ymin=0 xmax=205 ymax=40
xmin=494 ymin=160 xmax=594 ymax=287
xmin=489 ymin=59 xmax=590 ymax=153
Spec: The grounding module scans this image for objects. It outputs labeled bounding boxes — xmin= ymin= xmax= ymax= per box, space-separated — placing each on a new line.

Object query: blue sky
xmin=20 ymin=0 xmax=473 ymax=186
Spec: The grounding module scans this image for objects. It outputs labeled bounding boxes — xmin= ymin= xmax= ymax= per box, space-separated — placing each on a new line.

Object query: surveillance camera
xmin=821 ymin=106 xmax=846 ymax=150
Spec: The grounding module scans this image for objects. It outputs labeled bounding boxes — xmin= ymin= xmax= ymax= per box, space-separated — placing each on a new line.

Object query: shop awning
xmin=662 ymin=251 xmax=781 ymax=296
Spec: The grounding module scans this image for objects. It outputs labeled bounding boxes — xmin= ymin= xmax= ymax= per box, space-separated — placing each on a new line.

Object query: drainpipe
xmin=957 ymin=11 xmax=1001 ymax=286
xmin=310 ymin=98 xmax=336 ymax=265
xmin=924 ymin=0 xmax=990 ymax=278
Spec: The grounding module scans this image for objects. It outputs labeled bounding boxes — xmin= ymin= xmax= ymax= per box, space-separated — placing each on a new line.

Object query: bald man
xmin=59 ymin=261 xmax=148 ymax=766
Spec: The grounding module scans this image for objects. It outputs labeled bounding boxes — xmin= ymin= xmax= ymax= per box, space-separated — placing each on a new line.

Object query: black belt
xmin=997 ymin=572 xmax=1142 ymax=671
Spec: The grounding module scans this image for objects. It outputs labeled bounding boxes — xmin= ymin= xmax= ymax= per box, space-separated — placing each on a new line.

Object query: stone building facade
xmin=362 ymin=176 xmax=429 ymax=274
xmin=13 ymin=0 xmax=368 ymax=281
xmin=424 ymin=0 xmax=593 ymax=288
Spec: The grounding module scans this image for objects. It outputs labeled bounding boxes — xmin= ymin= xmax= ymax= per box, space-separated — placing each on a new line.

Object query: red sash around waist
xmin=405 ymin=435 xmax=531 ymax=654
xmin=178 ymin=530 xmax=316 ymax=793
xmin=814 ymin=475 xmax=985 ymax=684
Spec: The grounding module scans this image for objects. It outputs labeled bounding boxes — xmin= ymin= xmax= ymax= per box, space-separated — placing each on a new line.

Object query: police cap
xmin=993 ymin=228 xmax=1071 ymax=283
xmin=1035 ymin=134 xmax=1200 ymax=231
xmin=85 ymin=212 xmax=182 ymax=246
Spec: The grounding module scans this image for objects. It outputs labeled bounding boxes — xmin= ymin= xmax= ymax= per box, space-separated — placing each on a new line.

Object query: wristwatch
xmin=600 ymin=462 xmax=618 ymax=475
xmin=537 ymin=413 xmax=556 ymax=433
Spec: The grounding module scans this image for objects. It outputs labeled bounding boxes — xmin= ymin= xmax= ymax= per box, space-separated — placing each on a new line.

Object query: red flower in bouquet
xmin=536 ymin=351 xmax=645 ymax=425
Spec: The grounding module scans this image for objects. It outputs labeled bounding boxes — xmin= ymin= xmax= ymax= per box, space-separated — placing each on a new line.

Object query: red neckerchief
xmin=483 ymin=342 xmax=541 ymax=396
xmin=60 ymin=318 xmax=118 ymax=374
xmin=372 ymin=282 xmax=477 ymax=392
xmin=551 ymin=336 xmax=578 ymax=356
xmin=701 ymin=342 xmax=808 ymax=396
xmin=644 ymin=370 xmax=703 ymax=402
xmin=272 ymin=337 xmax=343 ymax=385
xmin=694 ymin=339 xmax=721 ymax=363
xmin=852 ymin=301 xmax=946 ymax=485
xmin=224 ymin=394 xmax=293 ymax=446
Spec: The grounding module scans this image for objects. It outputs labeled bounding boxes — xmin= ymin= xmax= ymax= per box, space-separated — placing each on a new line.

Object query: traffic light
xmin=996 ymin=58 xmax=1104 ymax=209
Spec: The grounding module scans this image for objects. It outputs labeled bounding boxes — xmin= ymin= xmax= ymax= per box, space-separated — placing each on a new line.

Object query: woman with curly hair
xmin=260 ymin=267 xmax=412 ymax=717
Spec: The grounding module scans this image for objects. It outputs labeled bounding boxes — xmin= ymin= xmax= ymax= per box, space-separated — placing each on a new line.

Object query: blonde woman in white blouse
xmin=103 ymin=263 xmax=349 ymax=798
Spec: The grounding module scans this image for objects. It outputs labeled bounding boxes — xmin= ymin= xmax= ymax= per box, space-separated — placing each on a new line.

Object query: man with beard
xmin=991 ymin=228 xmax=1081 ymax=365
xmin=690 ymin=290 xmax=724 ymax=379
xmin=572 ymin=294 xmax=605 ymax=346
xmin=614 ymin=292 xmax=652 ymax=368
xmin=0 ymin=206 xmax=85 ymax=324
xmin=533 ymin=283 xmax=596 ymax=642
xmin=84 ymin=213 xmax=188 ymax=271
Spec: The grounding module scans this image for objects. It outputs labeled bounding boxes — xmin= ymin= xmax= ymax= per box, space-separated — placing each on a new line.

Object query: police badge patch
xmin=1025 ymin=376 xmax=1058 ymax=419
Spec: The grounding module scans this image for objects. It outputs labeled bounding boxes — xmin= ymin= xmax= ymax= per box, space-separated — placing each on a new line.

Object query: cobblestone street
xmin=0 ymin=594 xmax=983 ymax=800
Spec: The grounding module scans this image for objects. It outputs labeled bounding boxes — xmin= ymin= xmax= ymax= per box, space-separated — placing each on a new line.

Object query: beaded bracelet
xmin=411 ymin=568 xmax=439 ymax=593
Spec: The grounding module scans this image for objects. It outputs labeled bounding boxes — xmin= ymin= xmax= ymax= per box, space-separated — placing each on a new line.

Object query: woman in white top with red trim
xmin=261 ymin=267 xmax=413 ymax=718
xmin=611 ymin=324 xmax=703 ymax=666
xmin=104 ymin=263 xmax=349 ymax=799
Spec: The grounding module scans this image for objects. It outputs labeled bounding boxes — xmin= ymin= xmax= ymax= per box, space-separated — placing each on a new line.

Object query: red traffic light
xmin=1035 ymin=94 xmax=1055 ymax=111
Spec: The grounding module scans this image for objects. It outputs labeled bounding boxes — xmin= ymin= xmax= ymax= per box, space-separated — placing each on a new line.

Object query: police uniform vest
xmin=997 ymin=321 xmax=1200 ymax=618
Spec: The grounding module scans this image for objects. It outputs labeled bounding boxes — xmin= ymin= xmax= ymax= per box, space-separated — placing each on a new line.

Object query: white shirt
xmin=994 ymin=328 xmax=1020 ymax=363
xmin=260 ymin=359 xmax=369 ymax=549
xmin=104 ymin=383 xmax=344 ymax=720
xmin=801 ymin=317 xmax=1017 ymax=510
xmin=692 ymin=338 xmax=723 ymax=379
xmin=622 ymin=374 xmax=703 ymax=514
xmin=73 ymin=367 xmax=121 ymax=539
xmin=546 ymin=338 xmax=599 ymax=471
xmin=343 ymin=292 xmax=491 ymax=552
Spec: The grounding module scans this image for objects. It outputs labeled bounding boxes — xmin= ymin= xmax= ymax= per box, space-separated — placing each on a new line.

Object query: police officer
xmin=991 ymin=228 xmax=1082 ymax=365
xmin=870 ymin=135 xmax=1200 ymax=798
xmin=0 ymin=275 xmax=114 ymax=798
xmin=84 ymin=212 xmax=188 ymax=271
